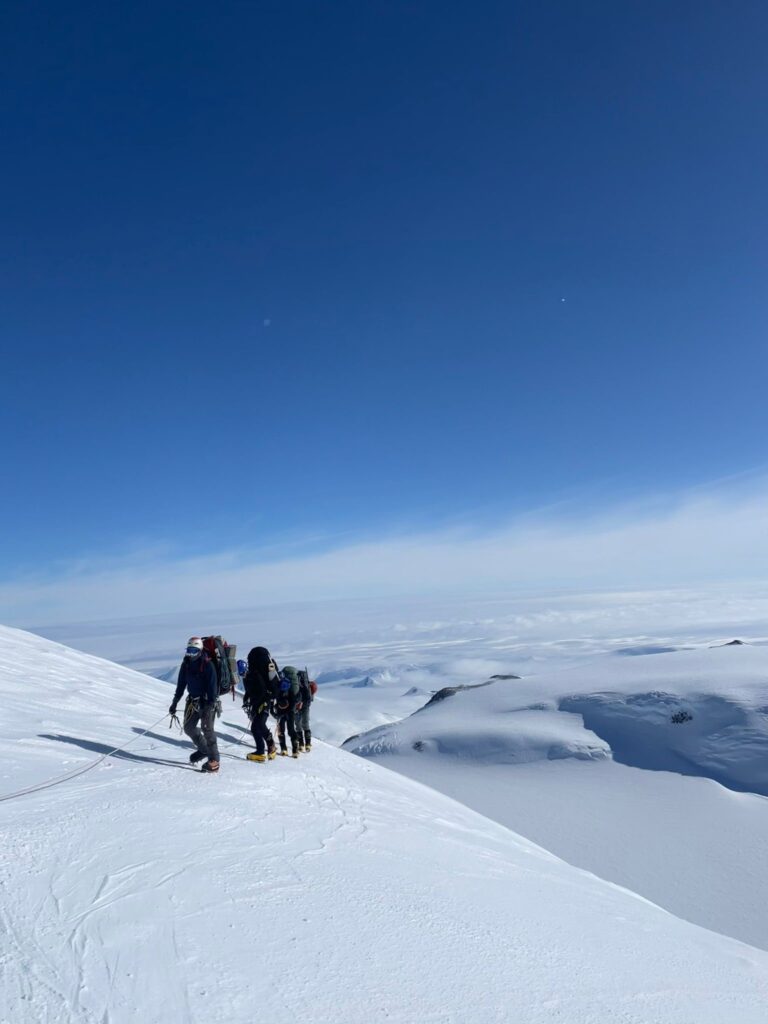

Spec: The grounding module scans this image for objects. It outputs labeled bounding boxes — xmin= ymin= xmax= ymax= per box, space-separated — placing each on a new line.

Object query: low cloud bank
xmin=3 ymin=483 xmax=768 ymax=626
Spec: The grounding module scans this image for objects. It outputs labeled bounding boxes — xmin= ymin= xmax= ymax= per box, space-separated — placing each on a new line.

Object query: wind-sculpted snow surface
xmin=4 ymin=625 xmax=768 ymax=1023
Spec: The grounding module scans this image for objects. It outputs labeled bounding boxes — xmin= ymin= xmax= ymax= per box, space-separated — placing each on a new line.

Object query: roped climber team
xmin=169 ymin=636 xmax=316 ymax=772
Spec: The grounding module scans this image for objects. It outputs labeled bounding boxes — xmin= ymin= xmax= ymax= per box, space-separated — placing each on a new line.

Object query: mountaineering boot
xmin=201 ymin=760 xmax=220 ymax=773
xmin=304 ymin=744 xmax=311 ymax=752
xmin=298 ymin=745 xmax=306 ymax=753
xmin=189 ymin=750 xmax=206 ymax=764
xmin=247 ymin=752 xmax=267 ymax=763
xmin=267 ymin=746 xmax=277 ymax=760
xmin=279 ymin=749 xmax=288 ymax=756
xmin=291 ymin=745 xmax=299 ymax=759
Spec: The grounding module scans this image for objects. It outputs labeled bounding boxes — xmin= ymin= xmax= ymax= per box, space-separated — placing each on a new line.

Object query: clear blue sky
xmin=3 ymin=0 xmax=768 ymax=577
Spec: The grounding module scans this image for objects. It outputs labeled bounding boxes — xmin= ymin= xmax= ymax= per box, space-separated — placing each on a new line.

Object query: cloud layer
xmin=4 ymin=480 xmax=768 ymax=627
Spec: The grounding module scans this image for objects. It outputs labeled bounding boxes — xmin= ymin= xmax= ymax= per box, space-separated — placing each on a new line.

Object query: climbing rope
xmin=0 ymin=711 xmax=172 ymax=806
xmin=1 ymin=688 xmax=258 ymax=806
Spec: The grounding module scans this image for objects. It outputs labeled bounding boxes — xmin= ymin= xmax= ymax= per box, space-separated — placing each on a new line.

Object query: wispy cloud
xmin=4 ymin=478 xmax=768 ymax=626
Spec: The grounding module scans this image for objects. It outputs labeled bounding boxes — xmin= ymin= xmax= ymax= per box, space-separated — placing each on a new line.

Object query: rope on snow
xmin=0 ymin=711 xmax=173 ymax=806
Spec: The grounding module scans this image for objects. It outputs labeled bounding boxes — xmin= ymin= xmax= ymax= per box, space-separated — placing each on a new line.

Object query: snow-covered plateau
xmin=7 ymin=589 xmax=768 ymax=1022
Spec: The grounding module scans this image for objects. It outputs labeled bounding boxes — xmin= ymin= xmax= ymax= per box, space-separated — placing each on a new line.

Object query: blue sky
xmin=3 ymin=1 xmax=768 ymax=619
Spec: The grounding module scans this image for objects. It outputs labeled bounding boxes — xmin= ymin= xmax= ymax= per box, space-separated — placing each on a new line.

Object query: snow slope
xmin=344 ymin=643 xmax=768 ymax=950
xmin=4 ymin=624 xmax=768 ymax=1023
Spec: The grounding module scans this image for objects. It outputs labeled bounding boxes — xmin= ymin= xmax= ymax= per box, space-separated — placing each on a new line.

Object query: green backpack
xmin=276 ymin=666 xmax=300 ymax=709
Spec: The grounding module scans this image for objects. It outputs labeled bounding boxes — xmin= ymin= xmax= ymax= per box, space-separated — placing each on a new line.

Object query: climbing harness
xmin=183 ymin=697 xmax=200 ymax=727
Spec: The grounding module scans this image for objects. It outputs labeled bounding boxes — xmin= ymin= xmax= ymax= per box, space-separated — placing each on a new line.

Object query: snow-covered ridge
xmin=560 ymin=687 xmax=768 ymax=794
xmin=344 ymin=644 xmax=768 ymax=789
xmin=5 ymin=624 xmax=768 ymax=1023
xmin=343 ymin=643 xmax=768 ymax=951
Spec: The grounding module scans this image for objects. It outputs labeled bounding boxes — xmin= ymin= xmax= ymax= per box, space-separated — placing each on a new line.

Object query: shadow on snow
xmin=38 ymin=733 xmax=197 ymax=770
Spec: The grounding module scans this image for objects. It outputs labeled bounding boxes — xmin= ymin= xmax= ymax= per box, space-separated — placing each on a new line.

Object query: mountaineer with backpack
xmin=295 ymin=670 xmax=316 ymax=752
xmin=243 ymin=646 xmax=278 ymax=763
xmin=169 ymin=637 xmax=221 ymax=773
xmin=274 ymin=665 xmax=302 ymax=758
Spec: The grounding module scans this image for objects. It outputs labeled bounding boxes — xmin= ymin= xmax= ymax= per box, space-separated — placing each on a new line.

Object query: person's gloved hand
xmin=169 ymin=702 xmax=177 ymax=715
xmin=295 ymin=701 xmax=303 ymax=712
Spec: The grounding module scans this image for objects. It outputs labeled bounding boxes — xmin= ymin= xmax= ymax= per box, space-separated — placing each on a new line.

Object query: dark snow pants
xmin=277 ymin=712 xmax=298 ymax=754
xmin=295 ymin=706 xmax=311 ymax=748
xmin=249 ymin=708 xmax=275 ymax=756
xmin=184 ymin=699 xmax=220 ymax=763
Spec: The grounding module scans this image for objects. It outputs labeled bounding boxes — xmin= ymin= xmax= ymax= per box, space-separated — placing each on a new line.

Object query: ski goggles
xmin=186 ymin=646 xmax=202 ymax=656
